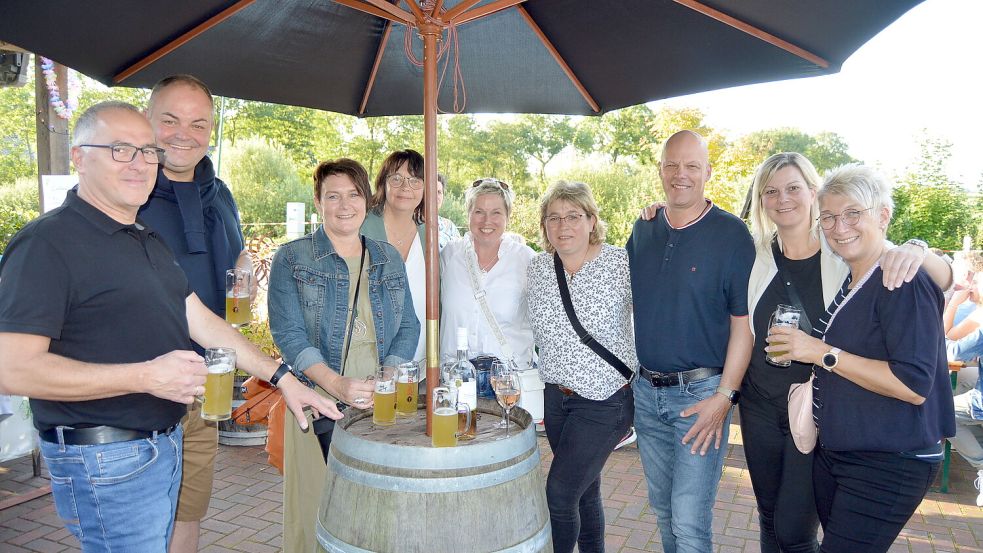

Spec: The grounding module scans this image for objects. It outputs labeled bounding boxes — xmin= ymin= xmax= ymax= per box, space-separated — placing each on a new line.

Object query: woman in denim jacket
xmin=268 ymin=158 xmax=419 ymax=553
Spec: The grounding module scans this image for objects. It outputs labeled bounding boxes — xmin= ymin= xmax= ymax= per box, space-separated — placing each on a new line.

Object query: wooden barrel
xmin=217 ymin=374 xmax=268 ymax=446
xmin=317 ymin=399 xmax=552 ymax=552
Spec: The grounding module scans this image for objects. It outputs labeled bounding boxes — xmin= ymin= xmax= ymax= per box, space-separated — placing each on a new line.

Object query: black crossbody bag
xmin=553 ymin=253 xmax=633 ymax=381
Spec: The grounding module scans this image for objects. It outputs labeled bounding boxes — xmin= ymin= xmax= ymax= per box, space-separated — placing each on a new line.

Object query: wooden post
xmin=420 ymin=21 xmax=441 ymax=437
xmin=34 ymin=60 xmax=70 ymax=212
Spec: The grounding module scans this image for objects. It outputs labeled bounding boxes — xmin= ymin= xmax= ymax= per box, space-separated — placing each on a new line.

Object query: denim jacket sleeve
xmin=267 ymin=244 xmax=326 ymax=373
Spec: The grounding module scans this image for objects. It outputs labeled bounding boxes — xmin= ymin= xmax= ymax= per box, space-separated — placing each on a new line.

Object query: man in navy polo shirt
xmin=627 ymin=130 xmax=754 ymax=553
xmin=0 ymin=102 xmax=341 ymax=552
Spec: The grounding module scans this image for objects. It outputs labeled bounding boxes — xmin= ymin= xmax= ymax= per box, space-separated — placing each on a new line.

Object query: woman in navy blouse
xmin=767 ymin=163 xmax=955 ymax=553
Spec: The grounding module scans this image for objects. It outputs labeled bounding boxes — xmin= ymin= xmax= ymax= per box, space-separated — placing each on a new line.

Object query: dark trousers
xmin=739 ymin=389 xmax=820 ymax=552
xmin=544 ymin=383 xmax=633 ymax=553
xmin=814 ymin=447 xmax=939 ymax=553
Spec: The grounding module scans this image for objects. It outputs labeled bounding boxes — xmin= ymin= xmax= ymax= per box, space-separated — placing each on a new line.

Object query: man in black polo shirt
xmin=0 ymin=102 xmax=341 ymax=552
xmin=626 ymin=130 xmax=755 ymax=553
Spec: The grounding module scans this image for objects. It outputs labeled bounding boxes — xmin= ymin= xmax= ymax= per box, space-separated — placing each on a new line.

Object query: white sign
xmin=286 ymin=202 xmax=306 ymax=240
xmin=0 ymin=396 xmax=37 ymax=463
xmin=41 ymin=174 xmax=78 ymax=213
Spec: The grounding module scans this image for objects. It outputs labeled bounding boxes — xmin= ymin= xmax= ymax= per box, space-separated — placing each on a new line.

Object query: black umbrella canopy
xmin=2 ymin=0 xmax=921 ymax=117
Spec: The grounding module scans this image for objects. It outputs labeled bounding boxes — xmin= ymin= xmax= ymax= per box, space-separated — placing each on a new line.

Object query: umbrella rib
xmin=516 ymin=5 xmax=600 ymax=113
xmin=332 ymin=0 xmax=413 ymax=25
xmin=442 ymin=0 xmax=484 ymax=23
xmin=673 ymin=0 xmax=829 ymax=68
xmin=452 ymin=0 xmax=528 ymax=25
xmin=113 ymin=0 xmax=257 ymax=84
xmin=359 ymin=21 xmax=394 ymax=115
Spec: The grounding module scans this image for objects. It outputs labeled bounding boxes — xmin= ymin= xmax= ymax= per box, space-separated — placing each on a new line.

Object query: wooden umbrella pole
xmin=419 ymin=19 xmax=442 ymax=437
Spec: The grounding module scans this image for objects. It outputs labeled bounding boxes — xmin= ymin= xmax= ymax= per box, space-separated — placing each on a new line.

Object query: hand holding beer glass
xmin=766 ymin=304 xmax=802 ymax=367
xmin=225 ymin=268 xmax=252 ymax=327
xmin=372 ymin=366 xmax=397 ymax=426
xmin=201 ymin=347 xmax=236 ymax=421
xmin=432 ymin=386 xmax=471 ymax=448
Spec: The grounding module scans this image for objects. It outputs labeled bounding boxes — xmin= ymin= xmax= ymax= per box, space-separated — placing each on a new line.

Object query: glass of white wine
xmin=491 ymin=361 xmax=521 ymax=439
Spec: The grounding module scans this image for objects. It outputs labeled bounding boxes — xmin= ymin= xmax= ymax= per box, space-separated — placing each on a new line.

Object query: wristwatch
xmin=269 ymin=362 xmax=292 ymax=388
xmin=821 ymin=347 xmax=841 ymax=372
xmin=904 ymin=238 xmax=929 ymax=255
xmin=716 ymin=386 xmax=740 ymax=404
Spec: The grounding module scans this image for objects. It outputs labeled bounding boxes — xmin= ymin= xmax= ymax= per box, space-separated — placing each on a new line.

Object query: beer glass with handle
xmin=201 ymin=347 xmax=236 ymax=421
xmin=491 ymin=361 xmax=521 ymax=439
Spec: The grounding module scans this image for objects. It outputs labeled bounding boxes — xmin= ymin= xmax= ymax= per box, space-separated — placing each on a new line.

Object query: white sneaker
xmin=975 ymin=469 xmax=983 ymax=507
xmin=615 ymin=427 xmax=637 ymax=450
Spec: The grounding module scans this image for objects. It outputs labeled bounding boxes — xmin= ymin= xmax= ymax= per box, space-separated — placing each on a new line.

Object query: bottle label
xmin=458 ymin=380 xmax=477 ymax=409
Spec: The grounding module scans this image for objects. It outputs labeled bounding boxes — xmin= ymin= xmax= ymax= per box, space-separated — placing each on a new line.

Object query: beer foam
xmin=208 ymin=363 xmax=233 ymax=374
xmin=434 ymin=407 xmax=457 ymax=416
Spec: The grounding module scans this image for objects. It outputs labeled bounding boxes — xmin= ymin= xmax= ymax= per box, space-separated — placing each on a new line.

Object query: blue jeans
xmin=633 ymin=373 xmax=730 ymax=553
xmin=40 ymin=425 xmax=184 ymax=552
xmin=544 ymin=383 xmax=633 ymax=553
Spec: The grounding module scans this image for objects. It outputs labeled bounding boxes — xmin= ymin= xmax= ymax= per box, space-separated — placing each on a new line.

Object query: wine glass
xmin=491 ymin=361 xmax=521 ymax=439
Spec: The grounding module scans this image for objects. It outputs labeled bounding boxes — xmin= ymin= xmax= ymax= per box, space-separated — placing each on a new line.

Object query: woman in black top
xmin=769 ymin=163 xmax=955 ymax=553
xmin=744 ymin=154 xmax=951 ymax=553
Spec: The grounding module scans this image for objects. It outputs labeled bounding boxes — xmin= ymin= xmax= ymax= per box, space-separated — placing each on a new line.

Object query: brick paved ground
xmin=3 ymin=421 xmax=983 ymax=552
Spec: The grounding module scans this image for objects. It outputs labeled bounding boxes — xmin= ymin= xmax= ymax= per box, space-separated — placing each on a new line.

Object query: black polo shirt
xmin=0 ymin=190 xmax=191 ymax=432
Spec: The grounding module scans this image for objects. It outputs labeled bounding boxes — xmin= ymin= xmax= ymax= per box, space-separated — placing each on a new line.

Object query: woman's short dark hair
xmin=313 ymin=158 xmax=371 ymax=211
xmin=370 ymin=149 xmax=424 ymax=224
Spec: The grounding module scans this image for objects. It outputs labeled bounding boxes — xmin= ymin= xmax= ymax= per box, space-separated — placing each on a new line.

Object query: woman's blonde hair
xmin=537 ymin=180 xmax=607 ymax=254
xmin=465 ymin=178 xmax=514 ymax=216
xmin=748 ymin=152 xmax=822 ymax=250
xmin=818 ymin=163 xmax=894 ymax=230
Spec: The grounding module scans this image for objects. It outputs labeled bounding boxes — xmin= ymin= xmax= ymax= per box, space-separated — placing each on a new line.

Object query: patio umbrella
xmin=0 ymin=0 xmax=923 ymax=432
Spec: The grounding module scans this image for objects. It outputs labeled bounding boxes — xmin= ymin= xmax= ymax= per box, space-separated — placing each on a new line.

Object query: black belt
xmin=556 ymin=383 xmax=629 ymax=397
xmin=41 ymin=424 xmax=179 ymax=446
xmin=638 ymin=366 xmax=722 ymax=388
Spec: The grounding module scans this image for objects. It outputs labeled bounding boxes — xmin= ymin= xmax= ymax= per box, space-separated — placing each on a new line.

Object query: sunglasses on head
xmin=471 ymin=178 xmax=510 ymax=191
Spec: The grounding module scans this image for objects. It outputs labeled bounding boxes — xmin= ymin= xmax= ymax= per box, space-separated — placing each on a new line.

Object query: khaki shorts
xmin=175 ymin=402 xmax=218 ymax=521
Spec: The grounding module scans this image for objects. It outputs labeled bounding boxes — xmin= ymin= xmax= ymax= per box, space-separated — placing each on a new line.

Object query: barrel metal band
xmin=326 ymin=447 xmax=540 ymax=493
xmin=317 ymin=517 xmax=551 ymax=552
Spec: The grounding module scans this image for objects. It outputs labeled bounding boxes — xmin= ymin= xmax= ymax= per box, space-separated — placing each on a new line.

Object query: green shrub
xmin=221 ymin=138 xmax=311 ymax=240
xmin=0 ymin=178 xmax=41 ymax=253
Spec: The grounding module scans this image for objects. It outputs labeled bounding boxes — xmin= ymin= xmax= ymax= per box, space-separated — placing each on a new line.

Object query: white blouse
xmin=526 ymin=244 xmax=637 ymax=400
xmin=405 ymin=233 xmax=427 ymax=362
xmin=439 ymin=234 xmax=537 ymax=367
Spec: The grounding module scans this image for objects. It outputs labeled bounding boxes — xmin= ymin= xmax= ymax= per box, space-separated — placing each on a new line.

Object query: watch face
xmin=823 ymin=353 xmax=836 ymax=368
xmin=730 ymin=390 xmax=741 ymax=404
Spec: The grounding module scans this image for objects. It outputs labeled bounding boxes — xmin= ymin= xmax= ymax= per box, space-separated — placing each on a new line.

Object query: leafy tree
xmin=512 ymin=114 xmax=577 ymax=183
xmin=888 ymin=134 xmax=973 ymax=250
xmin=341 ymin=115 xmax=423 ymax=178
xmin=0 ymin=75 xmax=38 ymax=185
xmin=579 ymin=105 xmax=656 ymax=164
xmin=0 ymin=177 xmax=40 ymax=253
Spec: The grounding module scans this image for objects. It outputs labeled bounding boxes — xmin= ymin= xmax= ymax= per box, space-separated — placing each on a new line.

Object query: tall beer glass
xmin=396 ymin=360 xmax=419 ymax=417
xmin=202 ymin=347 xmax=236 ymax=421
xmin=373 ymin=366 xmax=397 ymax=426
xmin=766 ymin=304 xmax=802 ymax=367
xmin=225 ymin=268 xmax=252 ymax=327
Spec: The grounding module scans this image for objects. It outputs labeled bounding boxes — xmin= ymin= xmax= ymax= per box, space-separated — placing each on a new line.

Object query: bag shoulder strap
xmin=771 ymin=238 xmax=813 ymax=334
xmin=552 ymin=252 xmax=633 ymax=381
xmin=465 ymin=240 xmax=517 ymax=366
xmin=340 ymin=236 xmax=367 ymax=377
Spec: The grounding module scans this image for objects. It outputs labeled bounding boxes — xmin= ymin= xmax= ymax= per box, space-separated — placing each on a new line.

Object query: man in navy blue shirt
xmin=627 ymin=130 xmax=755 ymax=553
xmin=139 ymin=75 xmax=256 ymax=553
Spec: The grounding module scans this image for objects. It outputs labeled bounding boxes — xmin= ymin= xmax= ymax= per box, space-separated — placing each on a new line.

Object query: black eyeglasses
xmin=817 ymin=207 xmax=873 ymax=230
xmin=78 ymin=143 xmax=166 ymax=165
xmin=386 ymin=174 xmax=424 ymax=190
xmin=471 ymin=178 xmax=510 ymax=191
